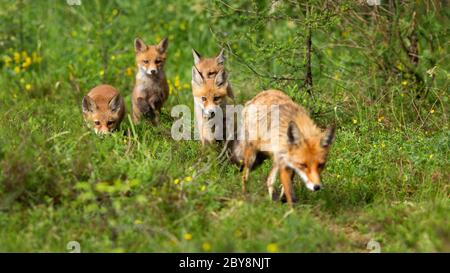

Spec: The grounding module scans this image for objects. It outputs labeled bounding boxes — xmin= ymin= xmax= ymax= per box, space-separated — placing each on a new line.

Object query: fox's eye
xmin=155 ymin=59 xmax=162 ymax=64
xmin=94 ymin=121 xmax=100 ymax=126
xmin=299 ymin=163 xmax=307 ymax=169
xmin=201 ymin=96 xmax=207 ymax=102
xmin=318 ymin=163 xmax=326 ymax=169
xmin=213 ymin=96 xmax=221 ymax=102
xmin=107 ymin=121 xmax=114 ymax=126
xmin=143 ymin=60 xmax=149 ymax=64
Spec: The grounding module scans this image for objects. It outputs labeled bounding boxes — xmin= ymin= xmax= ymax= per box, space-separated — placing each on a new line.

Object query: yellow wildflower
xmin=14 ymin=66 xmax=21 ymax=74
xmin=185 ymin=176 xmax=192 ymax=182
xmin=134 ymin=219 xmax=142 ymax=225
xmin=430 ymin=109 xmax=435 ymax=114
xmin=174 ymin=75 xmax=181 ymax=89
xmin=125 ymin=67 xmax=133 ymax=76
xmin=174 ymin=178 xmax=180 ymax=185
xmin=13 ymin=52 xmax=20 ymax=63
xmin=168 ymin=80 xmax=174 ymax=94
xmin=378 ymin=116 xmax=384 ymax=122
xmin=202 ymin=242 xmax=211 ymax=251
xmin=352 ymin=119 xmax=357 ymax=124
xmin=25 ymin=84 xmax=32 ymax=91
xmin=266 ymin=243 xmax=279 ymax=253
xmin=22 ymin=57 xmax=32 ymax=69
xmin=99 ymin=70 xmax=104 ymax=76
xmin=183 ymin=233 xmax=192 ymax=241
xmin=182 ymin=83 xmax=190 ymax=89
xmin=401 ymin=80 xmax=408 ymax=86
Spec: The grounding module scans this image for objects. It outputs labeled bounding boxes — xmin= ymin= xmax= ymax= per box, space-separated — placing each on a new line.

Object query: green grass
xmin=0 ymin=0 xmax=448 ymax=252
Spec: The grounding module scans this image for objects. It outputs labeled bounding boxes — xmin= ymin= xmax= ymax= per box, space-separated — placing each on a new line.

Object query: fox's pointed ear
xmin=215 ymin=69 xmax=227 ymax=87
xmin=216 ymin=48 xmax=225 ymax=65
xmin=109 ymin=94 xmax=123 ymax=113
xmin=157 ymin=37 xmax=169 ymax=53
xmin=82 ymin=96 xmax=97 ymax=113
xmin=192 ymin=65 xmax=204 ymax=87
xmin=134 ymin=38 xmax=147 ymax=53
xmin=227 ymin=86 xmax=234 ymax=99
xmin=287 ymin=121 xmax=302 ymax=145
xmin=321 ymin=125 xmax=336 ymax=148
xmin=192 ymin=48 xmax=201 ymax=65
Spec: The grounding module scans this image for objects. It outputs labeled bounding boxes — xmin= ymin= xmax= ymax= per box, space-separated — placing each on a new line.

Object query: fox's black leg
xmin=137 ymin=97 xmax=150 ymax=115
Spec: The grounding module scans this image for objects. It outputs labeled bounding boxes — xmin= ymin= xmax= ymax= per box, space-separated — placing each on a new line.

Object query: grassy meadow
xmin=0 ymin=0 xmax=448 ymax=252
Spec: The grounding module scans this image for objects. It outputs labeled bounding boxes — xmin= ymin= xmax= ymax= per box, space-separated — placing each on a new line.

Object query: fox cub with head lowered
xmin=191 ymin=49 xmax=234 ymax=145
xmin=82 ymin=84 xmax=125 ymax=135
xmin=233 ymin=90 xmax=335 ymax=208
xmin=132 ymin=37 xmax=169 ymax=124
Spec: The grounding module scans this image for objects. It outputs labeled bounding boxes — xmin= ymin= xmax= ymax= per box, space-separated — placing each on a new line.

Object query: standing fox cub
xmin=191 ymin=49 xmax=234 ymax=145
xmin=82 ymin=84 xmax=125 ymax=135
xmin=233 ymin=90 xmax=335 ymax=208
xmin=132 ymin=37 xmax=169 ymax=124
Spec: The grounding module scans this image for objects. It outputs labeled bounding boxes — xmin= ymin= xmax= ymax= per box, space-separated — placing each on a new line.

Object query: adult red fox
xmin=132 ymin=37 xmax=169 ymax=124
xmin=82 ymin=84 xmax=125 ymax=135
xmin=232 ymin=90 xmax=335 ymax=207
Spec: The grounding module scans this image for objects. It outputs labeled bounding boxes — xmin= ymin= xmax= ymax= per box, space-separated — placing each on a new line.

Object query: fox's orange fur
xmin=132 ymin=37 xmax=169 ymax=124
xmin=192 ymin=48 xmax=234 ymax=99
xmin=191 ymin=49 xmax=234 ymax=145
xmin=82 ymin=84 xmax=125 ymax=135
xmin=232 ymin=90 xmax=335 ymax=207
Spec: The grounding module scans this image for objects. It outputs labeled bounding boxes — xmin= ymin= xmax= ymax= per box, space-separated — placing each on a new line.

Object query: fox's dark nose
xmin=313 ymin=185 xmax=321 ymax=191
xmin=150 ymin=69 xmax=157 ymax=75
xmin=209 ymin=111 xmax=216 ymax=119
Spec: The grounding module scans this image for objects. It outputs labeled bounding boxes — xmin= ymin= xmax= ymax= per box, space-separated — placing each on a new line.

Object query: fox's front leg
xmin=135 ymin=97 xmax=154 ymax=120
xmin=266 ymin=164 xmax=279 ymax=201
xmin=280 ymin=167 xmax=295 ymax=208
xmin=280 ymin=171 xmax=297 ymax=203
xmin=241 ymin=146 xmax=256 ymax=194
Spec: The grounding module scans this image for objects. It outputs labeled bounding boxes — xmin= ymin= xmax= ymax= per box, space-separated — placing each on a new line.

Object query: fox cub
xmin=232 ymin=90 xmax=335 ymax=208
xmin=82 ymin=84 xmax=125 ymax=135
xmin=191 ymin=49 xmax=234 ymax=145
xmin=132 ymin=37 xmax=169 ymax=124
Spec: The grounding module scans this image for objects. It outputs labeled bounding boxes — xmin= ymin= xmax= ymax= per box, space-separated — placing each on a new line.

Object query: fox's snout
xmin=203 ymin=107 xmax=217 ymax=119
xmin=147 ymin=67 xmax=158 ymax=75
xmin=304 ymin=181 xmax=322 ymax=192
xmin=94 ymin=127 xmax=112 ymax=135
xmin=140 ymin=65 xmax=158 ymax=76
